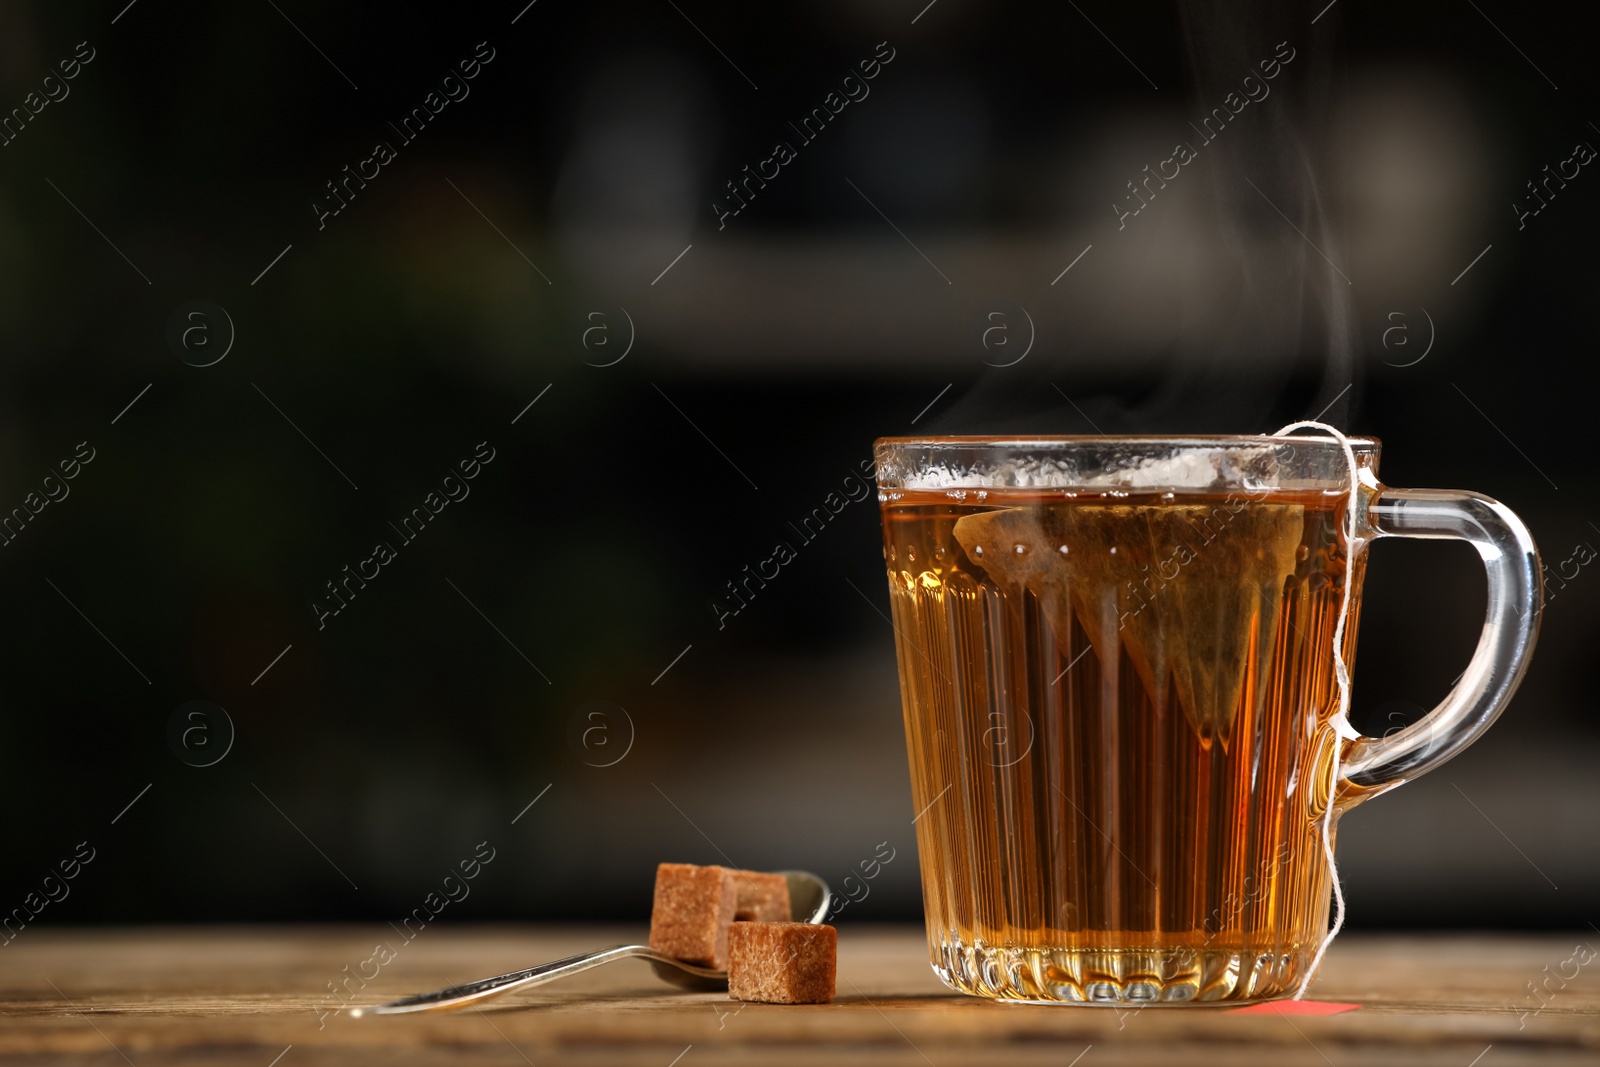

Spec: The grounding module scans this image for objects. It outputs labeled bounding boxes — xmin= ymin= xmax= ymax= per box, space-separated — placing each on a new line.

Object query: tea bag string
xmin=1271 ymin=419 xmax=1359 ymax=1001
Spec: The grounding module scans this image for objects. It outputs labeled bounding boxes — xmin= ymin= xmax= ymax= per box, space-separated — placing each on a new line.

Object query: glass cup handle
xmin=1342 ymin=486 xmax=1542 ymax=793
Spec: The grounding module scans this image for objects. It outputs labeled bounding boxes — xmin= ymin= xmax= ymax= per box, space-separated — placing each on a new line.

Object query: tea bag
xmin=953 ymin=502 xmax=1304 ymax=747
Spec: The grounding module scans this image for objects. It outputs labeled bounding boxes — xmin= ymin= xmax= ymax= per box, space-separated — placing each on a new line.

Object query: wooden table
xmin=2 ymin=927 xmax=1596 ymax=1065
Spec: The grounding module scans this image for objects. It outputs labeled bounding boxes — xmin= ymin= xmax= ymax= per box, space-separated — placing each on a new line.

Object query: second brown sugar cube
xmin=732 ymin=870 xmax=791 ymax=922
xmin=648 ymin=863 xmax=738 ymax=968
xmin=727 ymin=921 xmax=837 ymax=1004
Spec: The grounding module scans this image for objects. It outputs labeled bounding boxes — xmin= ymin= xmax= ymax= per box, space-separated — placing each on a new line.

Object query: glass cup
xmin=874 ymin=435 xmax=1540 ymax=1004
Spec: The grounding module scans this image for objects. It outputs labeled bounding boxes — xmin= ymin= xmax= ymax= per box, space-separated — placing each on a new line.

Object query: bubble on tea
xmin=953 ymin=500 xmax=1304 ymax=748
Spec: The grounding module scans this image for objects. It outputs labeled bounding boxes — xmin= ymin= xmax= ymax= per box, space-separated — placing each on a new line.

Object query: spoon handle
xmin=357 ymin=944 xmax=722 ymax=1015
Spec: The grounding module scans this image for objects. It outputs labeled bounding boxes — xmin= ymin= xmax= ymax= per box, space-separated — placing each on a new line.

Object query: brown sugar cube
xmin=649 ymin=863 xmax=738 ymax=968
xmin=732 ymin=870 xmax=792 ymax=922
xmin=727 ymin=922 xmax=837 ymax=1004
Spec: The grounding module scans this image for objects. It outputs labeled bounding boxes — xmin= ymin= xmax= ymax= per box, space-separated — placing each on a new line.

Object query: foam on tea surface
xmin=952 ymin=500 xmax=1304 ymax=747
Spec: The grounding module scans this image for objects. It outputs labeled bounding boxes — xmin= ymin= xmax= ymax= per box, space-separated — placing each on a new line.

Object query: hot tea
xmin=881 ymin=486 xmax=1361 ymax=1002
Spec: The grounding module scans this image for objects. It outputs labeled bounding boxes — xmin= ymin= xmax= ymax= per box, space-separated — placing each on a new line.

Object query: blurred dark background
xmin=0 ymin=0 xmax=1594 ymax=931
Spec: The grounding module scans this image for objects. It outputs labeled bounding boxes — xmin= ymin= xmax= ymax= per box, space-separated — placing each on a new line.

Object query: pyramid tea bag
xmin=953 ymin=499 xmax=1304 ymax=746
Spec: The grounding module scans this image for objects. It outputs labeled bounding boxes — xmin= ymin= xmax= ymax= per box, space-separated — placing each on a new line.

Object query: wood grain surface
xmin=2 ymin=926 xmax=1596 ymax=1065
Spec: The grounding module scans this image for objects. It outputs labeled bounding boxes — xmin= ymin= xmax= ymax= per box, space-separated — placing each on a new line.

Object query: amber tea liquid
xmin=881 ymin=487 xmax=1364 ymax=1003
